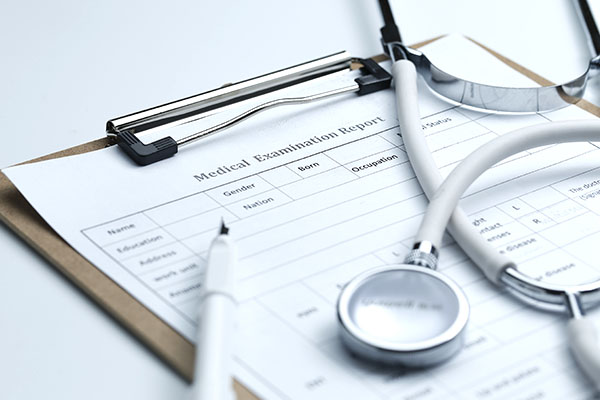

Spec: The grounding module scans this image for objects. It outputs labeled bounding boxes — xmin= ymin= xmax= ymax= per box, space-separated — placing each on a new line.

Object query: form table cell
xmin=518 ymin=249 xmax=600 ymax=285
xmin=259 ymin=165 xmax=302 ymax=187
xmin=279 ymin=167 xmax=357 ymax=199
xmin=496 ymin=198 xmax=536 ymax=219
xmin=205 ymin=176 xmax=274 ymax=205
xmin=104 ymin=227 xmax=175 ymax=261
xmin=258 ymin=283 xmax=338 ymax=344
xmin=144 ymin=193 xmax=219 ymax=226
xmin=325 ymin=135 xmax=394 ymax=165
xmin=163 ymin=206 xmax=237 ymax=240
xmin=286 ymin=153 xmax=340 ymax=178
xmin=226 ymin=188 xmax=291 ymax=217
xmin=539 ymin=213 xmax=600 ymax=247
xmin=521 ymin=186 xmax=568 ymax=210
xmin=345 ymin=149 xmax=407 ymax=177
xmin=158 ymin=275 xmax=203 ymax=306
xmin=542 ymin=199 xmax=587 ymax=223
xmin=139 ymin=256 xmax=205 ymax=290
xmin=83 ymin=213 xmax=157 ymax=247
xmin=518 ymin=211 xmax=556 ymax=231
xmin=425 ymin=119 xmax=488 ymax=153
xmin=420 ymin=109 xmax=471 ymax=135
xmin=122 ymin=242 xmax=196 ymax=275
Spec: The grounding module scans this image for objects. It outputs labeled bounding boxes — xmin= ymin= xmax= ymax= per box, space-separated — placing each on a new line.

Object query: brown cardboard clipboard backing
xmin=1 ymin=38 xmax=600 ymax=400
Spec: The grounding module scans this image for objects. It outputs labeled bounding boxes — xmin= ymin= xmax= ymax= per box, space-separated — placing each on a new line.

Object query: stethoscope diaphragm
xmin=337 ymin=264 xmax=469 ymax=367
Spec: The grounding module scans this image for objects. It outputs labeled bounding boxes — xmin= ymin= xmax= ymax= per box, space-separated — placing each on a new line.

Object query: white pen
xmin=191 ymin=221 xmax=237 ymax=400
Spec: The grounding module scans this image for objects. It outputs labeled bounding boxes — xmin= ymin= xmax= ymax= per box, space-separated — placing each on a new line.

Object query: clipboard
xmin=1 ymin=37 xmax=600 ymax=400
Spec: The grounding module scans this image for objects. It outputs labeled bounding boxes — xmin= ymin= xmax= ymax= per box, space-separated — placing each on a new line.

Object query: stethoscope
xmin=337 ymin=0 xmax=600 ymax=388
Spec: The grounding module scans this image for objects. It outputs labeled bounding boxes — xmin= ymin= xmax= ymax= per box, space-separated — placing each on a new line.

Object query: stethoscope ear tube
xmin=568 ymin=318 xmax=600 ymax=389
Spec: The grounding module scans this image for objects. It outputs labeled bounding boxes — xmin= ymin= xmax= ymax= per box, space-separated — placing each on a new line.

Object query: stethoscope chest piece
xmin=337 ymin=264 xmax=470 ymax=367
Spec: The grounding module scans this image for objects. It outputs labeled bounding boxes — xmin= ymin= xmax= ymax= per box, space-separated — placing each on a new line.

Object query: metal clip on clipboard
xmin=106 ymin=52 xmax=392 ymax=165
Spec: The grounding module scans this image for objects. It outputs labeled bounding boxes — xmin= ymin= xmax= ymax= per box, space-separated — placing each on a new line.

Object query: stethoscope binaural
xmin=337 ymin=0 xmax=600 ymax=389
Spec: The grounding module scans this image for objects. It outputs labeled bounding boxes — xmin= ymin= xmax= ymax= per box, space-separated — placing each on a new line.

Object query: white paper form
xmin=5 ymin=35 xmax=600 ymax=399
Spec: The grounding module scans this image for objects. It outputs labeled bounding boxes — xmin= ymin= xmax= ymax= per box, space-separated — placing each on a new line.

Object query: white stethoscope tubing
xmin=393 ymin=59 xmax=600 ymax=387
xmin=392 ymin=60 xmax=514 ymax=284
xmin=569 ymin=318 xmax=600 ymax=387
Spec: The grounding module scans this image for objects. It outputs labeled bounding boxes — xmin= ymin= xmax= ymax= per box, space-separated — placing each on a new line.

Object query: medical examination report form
xmin=5 ymin=35 xmax=600 ymax=399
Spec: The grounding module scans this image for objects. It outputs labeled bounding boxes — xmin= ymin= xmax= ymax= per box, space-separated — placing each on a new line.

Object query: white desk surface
xmin=1 ymin=1 xmax=599 ymax=398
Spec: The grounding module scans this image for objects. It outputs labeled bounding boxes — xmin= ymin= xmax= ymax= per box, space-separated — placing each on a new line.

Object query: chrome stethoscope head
xmin=337 ymin=242 xmax=470 ymax=367
xmin=337 ymin=263 xmax=469 ymax=367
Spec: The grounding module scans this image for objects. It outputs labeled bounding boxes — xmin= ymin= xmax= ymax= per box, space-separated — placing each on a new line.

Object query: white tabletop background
xmin=1 ymin=1 xmax=599 ymax=398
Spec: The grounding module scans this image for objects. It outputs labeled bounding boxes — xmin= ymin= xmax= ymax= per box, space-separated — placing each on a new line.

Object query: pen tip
xmin=219 ymin=219 xmax=229 ymax=235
